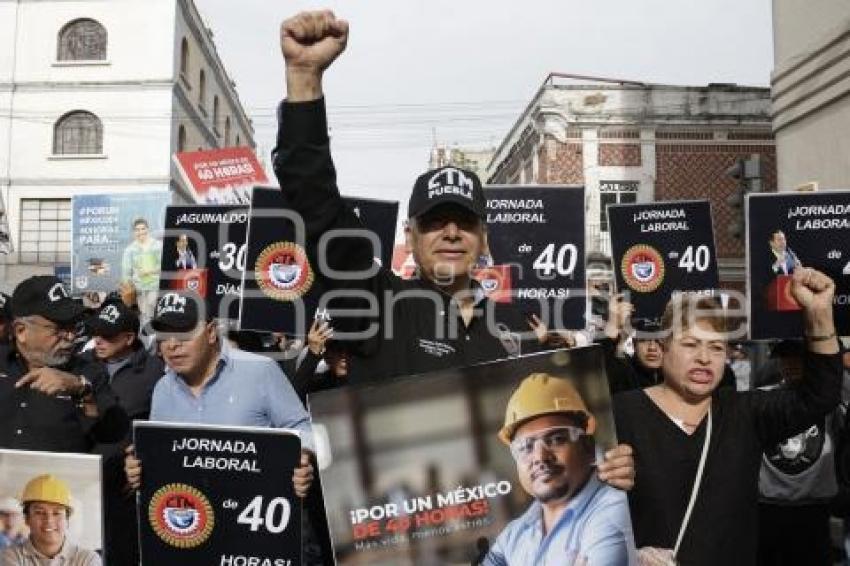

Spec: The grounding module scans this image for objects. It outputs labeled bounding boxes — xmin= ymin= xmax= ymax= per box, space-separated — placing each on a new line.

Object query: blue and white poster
xmin=72 ymin=192 xmax=171 ymax=292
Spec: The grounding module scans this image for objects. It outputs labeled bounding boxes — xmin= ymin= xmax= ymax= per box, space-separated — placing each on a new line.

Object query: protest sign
xmin=239 ymin=187 xmax=398 ymax=334
xmin=608 ymin=200 xmax=720 ymax=325
xmin=0 ymin=449 xmax=102 ymax=558
xmin=173 ymin=147 xmax=269 ymax=205
xmin=158 ymin=205 xmax=249 ymax=320
xmin=484 ymin=186 xmax=587 ymax=329
xmin=308 ymin=346 xmax=625 ymax=565
xmin=71 ymin=192 xmax=170 ymax=292
xmin=135 ymin=421 xmax=302 ymax=566
xmin=747 ymin=191 xmax=850 ymax=339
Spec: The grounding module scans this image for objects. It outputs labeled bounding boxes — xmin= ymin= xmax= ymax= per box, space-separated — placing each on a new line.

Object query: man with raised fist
xmin=275 ymin=11 xmax=554 ymax=385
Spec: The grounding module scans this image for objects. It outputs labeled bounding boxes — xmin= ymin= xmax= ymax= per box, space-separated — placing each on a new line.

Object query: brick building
xmin=485 ymin=73 xmax=776 ymax=286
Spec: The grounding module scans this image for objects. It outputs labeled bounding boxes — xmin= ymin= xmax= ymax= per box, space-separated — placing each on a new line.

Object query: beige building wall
xmin=772 ymin=0 xmax=850 ymax=190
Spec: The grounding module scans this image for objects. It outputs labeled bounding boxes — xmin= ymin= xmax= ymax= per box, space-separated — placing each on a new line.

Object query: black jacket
xmin=83 ymin=344 xmax=164 ymax=566
xmin=273 ymin=98 xmax=543 ymax=384
xmin=0 ymin=344 xmax=128 ymax=453
xmin=615 ymin=351 xmax=842 ymax=566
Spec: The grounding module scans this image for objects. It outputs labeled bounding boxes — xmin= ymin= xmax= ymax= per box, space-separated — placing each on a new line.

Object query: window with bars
xmin=53 ymin=111 xmax=103 ymax=155
xmin=19 ymin=199 xmax=72 ymax=264
xmin=57 ymin=19 xmax=107 ymax=61
xmin=599 ymin=181 xmax=639 ymax=231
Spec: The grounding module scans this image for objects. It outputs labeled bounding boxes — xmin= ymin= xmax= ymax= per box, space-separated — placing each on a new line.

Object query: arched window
xmin=199 ymin=69 xmax=206 ymax=108
xmin=213 ymin=96 xmax=220 ymax=134
xmin=180 ymin=37 xmax=189 ymax=76
xmin=178 ymin=125 xmax=187 ymax=152
xmin=224 ymin=117 xmax=231 ymax=146
xmin=57 ymin=19 xmax=107 ymax=61
xmin=53 ymin=111 xmax=102 ymax=154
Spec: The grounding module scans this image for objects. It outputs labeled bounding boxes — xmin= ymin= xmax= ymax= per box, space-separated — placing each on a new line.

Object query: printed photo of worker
xmin=308 ymin=346 xmax=632 ymax=565
xmin=0 ymin=450 xmax=103 ymax=564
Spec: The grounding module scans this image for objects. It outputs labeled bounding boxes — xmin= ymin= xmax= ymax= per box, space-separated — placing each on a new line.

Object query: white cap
xmin=0 ymin=496 xmax=22 ymax=514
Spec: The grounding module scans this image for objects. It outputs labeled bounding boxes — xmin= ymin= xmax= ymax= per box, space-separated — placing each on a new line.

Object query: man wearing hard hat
xmin=484 ymin=373 xmax=636 ymax=565
xmin=0 ymin=474 xmax=101 ymax=565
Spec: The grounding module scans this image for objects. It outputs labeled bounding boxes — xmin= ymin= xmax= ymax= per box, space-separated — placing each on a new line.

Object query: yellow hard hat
xmin=21 ymin=475 xmax=72 ymax=510
xmin=499 ymin=373 xmax=596 ymax=444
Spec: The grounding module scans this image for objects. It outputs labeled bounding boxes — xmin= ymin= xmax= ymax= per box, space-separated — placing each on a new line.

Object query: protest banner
xmin=239 ymin=187 xmax=398 ymax=335
xmin=607 ymin=200 xmax=720 ymax=325
xmin=71 ymin=192 xmax=170 ymax=293
xmin=308 ymin=346 xmax=627 ymax=565
xmin=135 ymin=421 xmax=302 ymax=566
xmin=0 ymin=449 xmax=102 ymax=558
xmin=746 ymin=190 xmax=850 ymax=340
xmin=484 ymin=186 xmax=587 ymax=329
xmin=158 ymin=205 xmax=249 ymax=320
xmin=173 ymin=147 xmax=269 ymax=205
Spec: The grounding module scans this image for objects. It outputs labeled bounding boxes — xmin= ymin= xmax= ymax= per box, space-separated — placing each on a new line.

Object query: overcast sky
xmin=195 ymin=0 xmax=774 ymax=217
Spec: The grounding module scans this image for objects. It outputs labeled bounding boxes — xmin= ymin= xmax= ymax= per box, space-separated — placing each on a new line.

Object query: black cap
xmin=0 ymin=293 xmax=11 ymax=320
xmin=151 ymin=291 xmax=206 ymax=333
xmin=407 ymin=166 xmax=486 ymax=219
xmin=632 ymin=318 xmax=662 ymax=335
xmin=87 ymin=300 xmax=139 ymax=338
xmin=11 ymin=276 xmax=83 ymax=324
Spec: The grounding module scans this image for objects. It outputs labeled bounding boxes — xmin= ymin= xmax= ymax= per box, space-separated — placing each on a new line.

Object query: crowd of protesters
xmin=0 ymin=9 xmax=848 ymax=566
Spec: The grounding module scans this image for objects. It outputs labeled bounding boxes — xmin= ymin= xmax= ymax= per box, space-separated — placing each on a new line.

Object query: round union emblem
xmin=255 ymin=242 xmax=315 ymax=302
xmin=148 ymin=483 xmax=214 ymax=549
xmin=621 ymin=244 xmax=665 ymax=293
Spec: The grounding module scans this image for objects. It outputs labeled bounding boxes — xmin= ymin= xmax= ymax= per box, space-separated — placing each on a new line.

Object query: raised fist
xmin=281 ymin=10 xmax=349 ymax=73
xmin=790 ymin=266 xmax=835 ymax=313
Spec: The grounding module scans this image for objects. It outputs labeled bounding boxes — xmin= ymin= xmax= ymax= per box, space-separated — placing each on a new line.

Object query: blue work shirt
xmin=150 ymin=343 xmax=314 ymax=451
xmin=485 ymin=474 xmax=636 ymax=565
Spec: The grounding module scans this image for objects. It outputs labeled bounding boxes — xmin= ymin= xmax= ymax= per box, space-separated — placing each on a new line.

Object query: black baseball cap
xmin=632 ymin=318 xmax=662 ymax=335
xmin=407 ymin=166 xmax=486 ymax=220
xmin=151 ymin=291 xmax=207 ymax=333
xmin=87 ymin=300 xmax=140 ymax=338
xmin=11 ymin=276 xmax=83 ymax=325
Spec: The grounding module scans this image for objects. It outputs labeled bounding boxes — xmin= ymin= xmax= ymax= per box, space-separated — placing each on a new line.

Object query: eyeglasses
xmin=509 ymin=425 xmax=586 ymax=461
xmin=25 ymin=319 xmax=76 ymax=338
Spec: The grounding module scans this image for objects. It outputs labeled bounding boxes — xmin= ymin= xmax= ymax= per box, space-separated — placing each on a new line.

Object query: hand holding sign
xmin=604 ymin=293 xmax=635 ymax=340
xmin=125 ymin=444 xmax=141 ymax=490
xmin=292 ymin=450 xmax=314 ymax=498
xmin=597 ymin=443 xmax=635 ymax=491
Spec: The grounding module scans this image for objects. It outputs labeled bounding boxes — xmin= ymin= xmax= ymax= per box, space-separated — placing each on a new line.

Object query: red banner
xmin=173 ymin=148 xmax=269 ymax=204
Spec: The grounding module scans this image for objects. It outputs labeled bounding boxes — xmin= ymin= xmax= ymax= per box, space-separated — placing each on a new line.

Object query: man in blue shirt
xmin=125 ymin=291 xmax=314 ymax=498
xmin=486 ymin=373 xmax=636 ymax=565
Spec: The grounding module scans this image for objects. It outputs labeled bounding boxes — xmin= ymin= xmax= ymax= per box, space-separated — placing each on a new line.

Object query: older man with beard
xmin=0 ymin=276 xmax=128 ymax=453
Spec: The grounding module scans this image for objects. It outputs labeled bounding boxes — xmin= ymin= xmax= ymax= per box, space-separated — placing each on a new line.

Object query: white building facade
xmin=0 ymin=0 xmax=254 ymax=284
